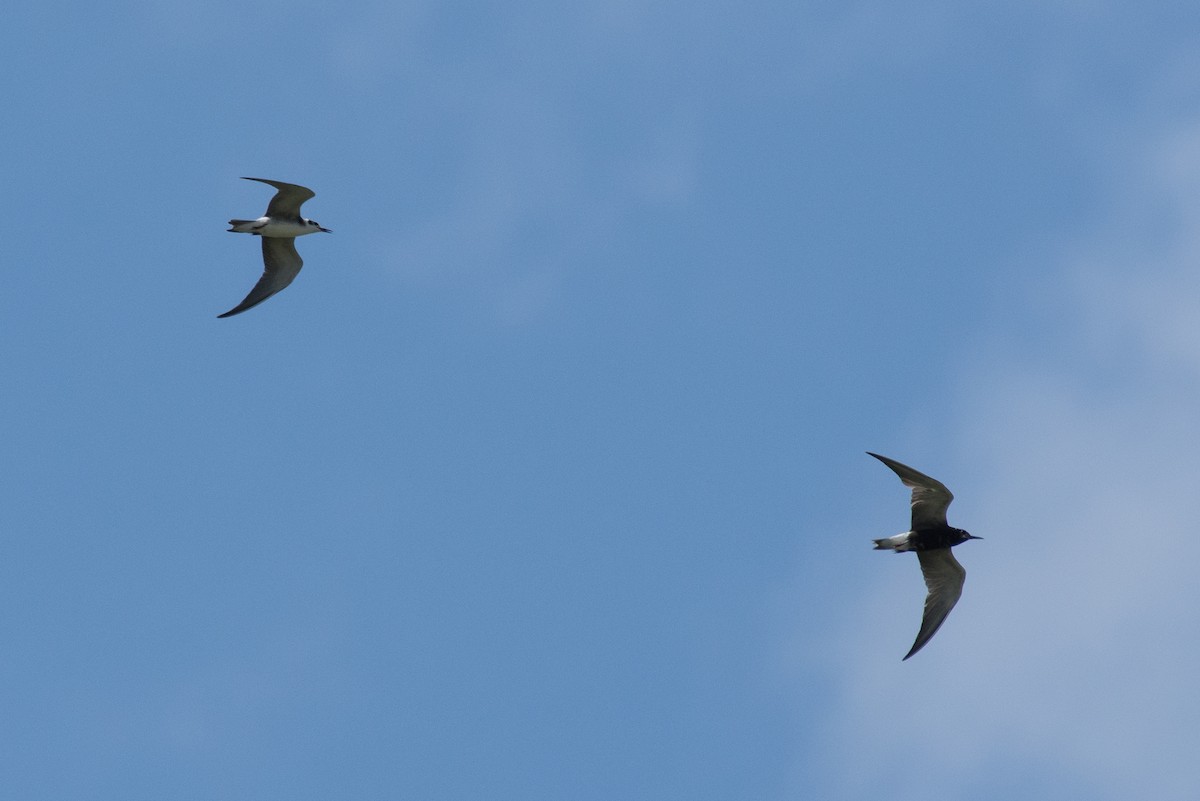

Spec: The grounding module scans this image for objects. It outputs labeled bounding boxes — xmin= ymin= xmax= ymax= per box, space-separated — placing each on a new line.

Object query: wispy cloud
xmin=796 ymin=89 xmax=1200 ymax=801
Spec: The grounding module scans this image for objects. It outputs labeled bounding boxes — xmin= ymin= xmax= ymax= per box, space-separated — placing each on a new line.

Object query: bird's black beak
xmin=969 ymin=534 xmax=983 ymax=540
xmin=319 ymin=226 xmax=332 ymax=233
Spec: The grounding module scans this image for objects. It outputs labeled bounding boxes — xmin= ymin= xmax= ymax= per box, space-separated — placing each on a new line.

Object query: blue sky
xmin=5 ymin=1 xmax=1200 ymax=799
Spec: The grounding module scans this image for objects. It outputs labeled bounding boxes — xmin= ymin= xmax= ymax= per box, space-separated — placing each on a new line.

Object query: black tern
xmin=219 ymin=177 xmax=331 ymax=318
xmin=868 ymin=452 xmax=981 ymax=660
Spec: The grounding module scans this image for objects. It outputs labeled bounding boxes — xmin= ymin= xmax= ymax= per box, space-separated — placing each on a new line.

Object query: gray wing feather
xmin=903 ymin=548 xmax=966 ymax=660
xmin=241 ymin=177 xmax=316 ymax=218
xmin=867 ymin=452 xmax=954 ymax=529
xmin=217 ymin=237 xmax=303 ymax=318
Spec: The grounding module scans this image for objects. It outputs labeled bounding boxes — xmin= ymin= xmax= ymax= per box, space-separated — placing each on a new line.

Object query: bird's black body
xmin=873 ymin=525 xmax=974 ymax=552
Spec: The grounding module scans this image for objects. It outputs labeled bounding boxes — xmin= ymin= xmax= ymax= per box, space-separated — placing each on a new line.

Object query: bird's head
xmin=954 ymin=528 xmax=982 ymax=545
xmin=306 ymin=218 xmax=332 ymax=233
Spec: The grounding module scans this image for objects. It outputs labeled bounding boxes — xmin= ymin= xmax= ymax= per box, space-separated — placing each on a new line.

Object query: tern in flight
xmin=220 ymin=177 xmax=330 ymax=318
xmin=868 ymin=452 xmax=982 ymax=660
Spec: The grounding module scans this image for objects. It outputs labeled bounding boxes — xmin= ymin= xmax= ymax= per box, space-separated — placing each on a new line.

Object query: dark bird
xmin=220 ymin=177 xmax=331 ymax=318
xmin=868 ymin=452 xmax=981 ymax=660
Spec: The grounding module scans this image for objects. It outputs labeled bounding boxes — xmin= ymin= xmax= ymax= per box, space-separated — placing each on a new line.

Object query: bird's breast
xmin=910 ymin=526 xmax=963 ymax=550
xmin=255 ymin=219 xmax=316 ymax=237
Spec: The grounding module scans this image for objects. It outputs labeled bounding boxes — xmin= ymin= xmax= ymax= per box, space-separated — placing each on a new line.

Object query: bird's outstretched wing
xmin=904 ymin=548 xmax=966 ymax=660
xmin=241 ymin=177 xmax=316 ymax=218
xmin=867 ymin=452 xmax=954 ymax=529
xmin=217 ymin=237 xmax=303 ymax=318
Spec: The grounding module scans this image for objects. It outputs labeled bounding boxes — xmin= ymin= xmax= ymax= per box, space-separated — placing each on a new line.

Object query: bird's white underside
xmin=229 ymin=217 xmax=321 ymax=237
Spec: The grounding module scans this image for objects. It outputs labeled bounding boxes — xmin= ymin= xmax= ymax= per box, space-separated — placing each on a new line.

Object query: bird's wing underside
xmin=867 ymin=452 xmax=955 ymax=530
xmin=904 ymin=548 xmax=967 ymax=660
xmin=217 ymin=237 xmax=303 ymax=318
xmin=241 ymin=177 xmax=315 ymax=218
